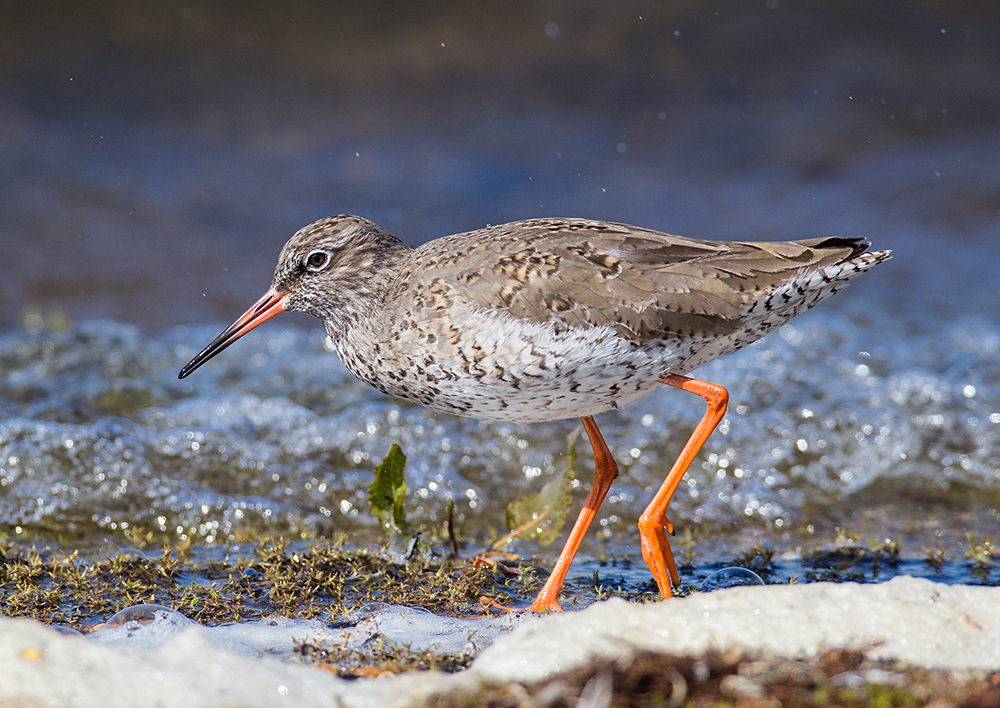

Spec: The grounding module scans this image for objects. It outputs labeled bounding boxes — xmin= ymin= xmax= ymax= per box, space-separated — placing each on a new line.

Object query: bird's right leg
xmin=638 ymin=374 xmax=729 ymax=597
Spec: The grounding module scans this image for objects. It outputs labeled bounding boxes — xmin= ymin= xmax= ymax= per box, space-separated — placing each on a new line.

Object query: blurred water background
xmin=1 ymin=1 xmax=999 ymax=592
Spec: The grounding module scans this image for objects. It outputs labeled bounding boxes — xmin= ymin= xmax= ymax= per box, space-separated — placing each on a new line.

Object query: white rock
xmin=473 ymin=577 xmax=1000 ymax=683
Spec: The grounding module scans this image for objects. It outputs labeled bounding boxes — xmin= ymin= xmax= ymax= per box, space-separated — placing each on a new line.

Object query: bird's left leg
xmin=530 ymin=415 xmax=618 ymax=612
xmin=638 ymin=374 xmax=729 ymax=597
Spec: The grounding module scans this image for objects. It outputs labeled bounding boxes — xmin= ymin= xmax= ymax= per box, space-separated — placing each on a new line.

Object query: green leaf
xmin=368 ymin=444 xmax=414 ymax=542
xmin=496 ymin=427 xmax=579 ymax=548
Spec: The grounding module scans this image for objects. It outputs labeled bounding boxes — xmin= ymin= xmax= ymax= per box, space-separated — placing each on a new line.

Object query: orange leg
xmin=638 ymin=374 xmax=729 ymax=597
xmin=530 ymin=415 xmax=618 ymax=612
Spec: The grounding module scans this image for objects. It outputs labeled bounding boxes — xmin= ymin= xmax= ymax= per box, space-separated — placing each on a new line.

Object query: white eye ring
xmin=305 ymin=250 xmax=331 ymax=271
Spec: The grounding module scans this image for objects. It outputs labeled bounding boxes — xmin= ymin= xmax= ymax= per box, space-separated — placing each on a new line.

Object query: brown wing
xmin=397 ymin=219 xmax=868 ymax=344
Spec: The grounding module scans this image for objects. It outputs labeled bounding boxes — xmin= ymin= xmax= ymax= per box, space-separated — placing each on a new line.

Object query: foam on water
xmin=85 ymin=601 xmax=524 ymax=659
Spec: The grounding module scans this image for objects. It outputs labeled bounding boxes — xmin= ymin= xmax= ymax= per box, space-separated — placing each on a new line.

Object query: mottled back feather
xmin=390 ymin=218 xmax=870 ymax=343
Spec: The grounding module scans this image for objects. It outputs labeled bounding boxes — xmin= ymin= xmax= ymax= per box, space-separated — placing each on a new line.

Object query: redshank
xmin=179 ymin=215 xmax=890 ymax=611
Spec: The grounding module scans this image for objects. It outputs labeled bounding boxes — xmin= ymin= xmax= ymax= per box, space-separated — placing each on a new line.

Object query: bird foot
xmin=529 ymin=593 xmax=564 ymax=613
xmin=638 ymin=511 xmax=680 ymax=596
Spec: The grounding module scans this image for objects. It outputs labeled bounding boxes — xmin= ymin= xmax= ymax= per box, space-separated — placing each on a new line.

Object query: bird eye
xmin=305 ymin=250 xmax=331 ymax=271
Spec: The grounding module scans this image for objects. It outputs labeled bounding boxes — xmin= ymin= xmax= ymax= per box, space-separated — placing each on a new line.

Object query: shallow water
xmin=1 ymin=3 xmax=999 ymax=597
xmin=2 ymin=302 xmax=998 ymax=588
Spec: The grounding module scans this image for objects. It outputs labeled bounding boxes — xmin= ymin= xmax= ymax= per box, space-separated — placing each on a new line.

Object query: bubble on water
xmin=91 ymin=604 xmax=195 ymax=649
xmin=700 ymin=567 xmax=765 ymax=592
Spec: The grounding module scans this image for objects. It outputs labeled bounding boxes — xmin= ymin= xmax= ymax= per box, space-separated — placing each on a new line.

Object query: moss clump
xmin=296 ymin=635 xmax=477 ymax=678
xmin=0 ymin=537 xmax=544 ymax=630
